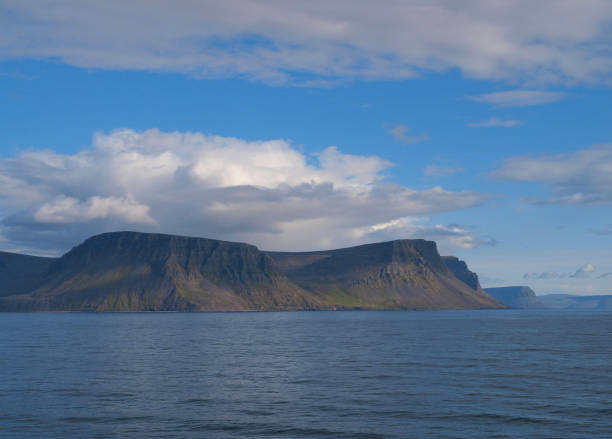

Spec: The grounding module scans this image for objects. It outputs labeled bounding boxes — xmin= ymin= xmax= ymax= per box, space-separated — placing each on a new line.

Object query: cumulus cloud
xmin=388 ymin=125 xmax=428 ymax=145
xmin=1 ymin=1 xmax=611 ymax=85
xmin=523 ymin=263 xmax=596 ymax=280
xmin=469 ymin=90 xmax=565 ymax=107
xmin=34 ymin=196 xmax=154 ymax=224
xmin=423 ymin=165 xmax=464 ymax=177
xmin=354 ymin=219 xmax=498 ymax=255
xmin=0 ymin=128 xmax=491 ymax=253
xmin=467 ymin=117 xmax=522 ymax=127
xmin=491 ymin=144 xmax=612 ymax=205
xmin=572 ymin=263 xmax=596 ymax=278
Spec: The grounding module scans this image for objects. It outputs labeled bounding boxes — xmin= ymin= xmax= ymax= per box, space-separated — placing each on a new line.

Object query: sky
xmin=1 ymin=0 xmax=612 ymax=295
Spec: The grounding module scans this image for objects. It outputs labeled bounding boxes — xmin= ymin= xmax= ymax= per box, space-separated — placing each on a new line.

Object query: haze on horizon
xmin=1 ymin=0 xmax=611 ymax=295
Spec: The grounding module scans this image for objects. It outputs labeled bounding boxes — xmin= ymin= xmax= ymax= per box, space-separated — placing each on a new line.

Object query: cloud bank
xmin=491 ymin=144 xmax=612 ymax=205
xmin=1 ymin=1 xmax=612 ymax=85
xmin=524 ymin=263 xmax=596 ymax=280
xmin=0 ymin=128 xmax=491 ymax=254
xmin=469 ymin=90 xmax=565 ymax=107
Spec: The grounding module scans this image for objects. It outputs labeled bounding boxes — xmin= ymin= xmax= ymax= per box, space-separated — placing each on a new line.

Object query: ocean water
xmin=0 ymin=310 xmax=611 ymax=438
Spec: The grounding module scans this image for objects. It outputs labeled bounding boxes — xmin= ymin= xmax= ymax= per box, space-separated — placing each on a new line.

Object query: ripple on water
xmin=0 ymin=310 xmax=610 ymax=438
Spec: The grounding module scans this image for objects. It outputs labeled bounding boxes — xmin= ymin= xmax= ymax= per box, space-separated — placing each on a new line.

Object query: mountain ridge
xmin=0 ymin=231 xmax=504 ymax=311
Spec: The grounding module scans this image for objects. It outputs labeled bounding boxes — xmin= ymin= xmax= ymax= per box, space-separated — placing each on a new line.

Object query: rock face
xmin=441 ymin=256 xmax=481 ymax=290
xmin=266 ymin=240 xmax=502 ymax=310
xmin=0 ymin=232 xmax=504 ymax=311
xmin=0 ymin=251 xmax=56 ymax=297
xmin=0 ymin=232 xmax=318 ymax=312
xmin=538 ymin=294 xmax=612 ymax=310
xmin=484 ymin=286 xmax=544 ymax=309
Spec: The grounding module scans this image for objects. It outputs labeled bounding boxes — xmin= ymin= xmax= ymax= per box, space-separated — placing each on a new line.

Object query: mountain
xmin=0 ymin=232 xmax=503 ymax=312
xmin=484 ymin=286 xmax=544 ymax=309
xmin=0 ymin=232 xmax=318 ymax=312
xmin=266 ymin=240 xmax=502 ymax=310
xmin=538 ymin=294 xmax=612 ymax=310
xmin=441 ymin=256 xmax=481 ymax=290
xmin=0 ymin=251 xmax=56 ymax=297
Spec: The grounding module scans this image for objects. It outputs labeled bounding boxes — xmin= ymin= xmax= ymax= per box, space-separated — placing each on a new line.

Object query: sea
xmin=1 ymin=310 xmax=611 ymax=438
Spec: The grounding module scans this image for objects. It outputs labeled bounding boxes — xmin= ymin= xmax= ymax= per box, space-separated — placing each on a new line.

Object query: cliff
xmin=0 ymin=232 xmax=503 ymax=311
xmin=441 ymin=256 xmax=481 ymax=290
xmin=266 ymin=240 xmax=502 ymax=310
xmin=0 ymin=232 xmax=318 ymax=311
xmin=484 ymin=286 xmax=544 ymax=309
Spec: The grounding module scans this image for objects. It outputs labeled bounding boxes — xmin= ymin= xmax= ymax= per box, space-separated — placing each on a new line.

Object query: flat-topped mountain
xmin=484 ymin=286 xmax=544 ymax=309
xmin=0 ymin=231 xmax=503 ymax=312
xmin=1 ymin=232 xmax=316 ymax=311
xmin=266 ymin=240 xmax=501 ymax=310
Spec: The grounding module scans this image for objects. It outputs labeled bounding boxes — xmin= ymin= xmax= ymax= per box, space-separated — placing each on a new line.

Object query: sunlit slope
xmin=267 ymin=240 xmax=502 ymax=310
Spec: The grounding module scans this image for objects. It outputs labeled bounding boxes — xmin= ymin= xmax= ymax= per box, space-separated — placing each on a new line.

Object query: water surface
xmin=1 ymin=310 xmax=611 ymax=438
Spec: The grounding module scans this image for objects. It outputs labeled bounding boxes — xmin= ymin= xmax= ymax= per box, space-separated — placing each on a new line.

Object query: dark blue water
xmin=1 ymin=310 xmax=611 ymax=438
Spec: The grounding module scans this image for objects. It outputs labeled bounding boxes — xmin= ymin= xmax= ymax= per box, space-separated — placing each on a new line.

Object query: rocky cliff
xmin=441 ymin=256 xmax=481 ymax=290
xmin=266 ymin=240 xmax=502 ymax=310
xmin=484 ymin=286 xmax=544 ymax=309
xmin=0 ymin=232 xmax=318 ymax=311
xmin=0 ymin=232 xmax=503 ymax=311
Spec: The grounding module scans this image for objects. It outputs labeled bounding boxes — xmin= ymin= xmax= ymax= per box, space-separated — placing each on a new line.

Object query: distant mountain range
xmin=0 ymin=231 xmax=503 ymax=312
xmin=538 ymin=294 xmax=612 ymax=310
xmin=483 ymin=286 xmax=612 ymax=310
xmin=484 ymin=286 xmax=544 ymax=309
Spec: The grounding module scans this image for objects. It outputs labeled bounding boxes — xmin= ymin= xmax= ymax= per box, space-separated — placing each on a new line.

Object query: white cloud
xmin=0 ymin=128 xmax=491 ymax=253
xmin=572 ymin=263 xmax=596 ymax=278
xmin=34 ymin=195 xmax=154 ymax=224
xmin=491 ymin=144 xmax=612 ymax=205
xmin=469 ymin=90 xmax=565 ymax=107
xmin=2 ymin=1 xmax=611 ymax=85
xmin=353 ymin=218 xmax=497 ymax=254
xmin=423 ymin=165 xmax=464 ymax=177
xmin=523 ymin=263 xmax=596 ymax=280
xmin=388 ymin=124 xmax=428 ymax=144
xmin=467 ymin=117 xmax=522 ymax=127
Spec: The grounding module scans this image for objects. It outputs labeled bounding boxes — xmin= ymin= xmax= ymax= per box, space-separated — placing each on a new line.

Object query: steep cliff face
xmin=0 ymin=232 xmax=318 ymax=311
xmin=267 ymin=240 xmax=503 ymax=310
xmin=0 ymin=232 xmax=503 ymax=311
xmin=0 ymin=251 xmax=56 ymax=297
xmin=484 ymin=286 xmax=544 ymax=309
xmin=442 ymin=256 xmax=481 ymax=290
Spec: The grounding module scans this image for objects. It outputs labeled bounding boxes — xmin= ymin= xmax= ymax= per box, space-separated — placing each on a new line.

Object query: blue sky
xmin=1 ymin=1 xmax=612 ymax=295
